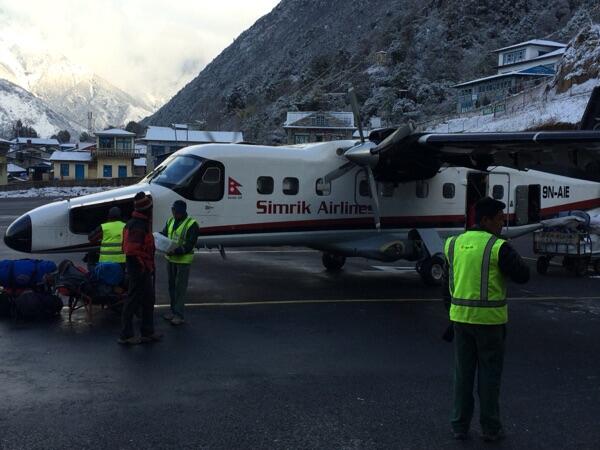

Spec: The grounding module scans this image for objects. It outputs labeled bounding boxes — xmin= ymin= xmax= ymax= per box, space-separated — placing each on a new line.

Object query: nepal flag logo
xmin=228 ymin=177 xmax=242 ymax=197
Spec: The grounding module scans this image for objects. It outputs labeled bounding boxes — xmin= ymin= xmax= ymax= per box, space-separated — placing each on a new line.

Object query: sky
xmin=0 ymin=0 xmax=280 ymax=105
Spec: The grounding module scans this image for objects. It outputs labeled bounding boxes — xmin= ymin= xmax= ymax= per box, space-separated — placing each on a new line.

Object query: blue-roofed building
xmin=454 ymin=39 xmax=566 ymax=113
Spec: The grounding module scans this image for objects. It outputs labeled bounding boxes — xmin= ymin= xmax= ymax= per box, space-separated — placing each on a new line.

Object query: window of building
xmin=316 ymin=114 xmax=325 ymax=126
xmin=99 ymin=136 xmax=113 ymax=149
xmin=492 ymin=185 xmax=504 ymax=200
xmin=283 ymin=177 xmax=299 ymax=195
xmin=502 ymin=49 xmax=526 ymax=65
xmin=416 ymin=180 xmax=429 ymax=198
xmin=443 ymin=183 xmax=455 ymax=199
xmin=151 ymin=145 xmax=166 ymax=155
xmin=294 ymin=134 xmax=309 ymax=144
xmin=116 ymin=137 xmax=133 ymax=150
xmin=359 ymin=179 xmax=371 ymax=197
xmin=316 ymin=178 xmax=331 ymax=196
xmin=103 ymin=165 xmax=112 ymax=177
xmin=118 ymin=165 xmax=127 ymax=178
xmin=257 ymin=176 xmax=274 ymax=195
xmin=60 ymin=163 xmax=69 ymax=177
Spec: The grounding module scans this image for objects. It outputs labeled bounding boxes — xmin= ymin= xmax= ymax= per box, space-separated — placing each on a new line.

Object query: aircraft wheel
xmin=322 ymin=253 xmax=346 ymax=271
xmin=419 ymin=255 xmax=445 ymax=286
xmin=536 ymin=256 xmax=550 ymax=275
xmin=573 ymin=258 xmax=589 ymax=277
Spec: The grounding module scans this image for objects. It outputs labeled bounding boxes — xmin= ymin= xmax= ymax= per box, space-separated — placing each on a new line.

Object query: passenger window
xmin=257 ymin=176 xmax=274 ymax=195
xmin=359 ymin=179 xmax=371 ymax=197
xmin=316 ymin=178 xmax=331 ymax=196
xmin=416 ymin=181 xmax=429 ymax=198
xmin=283 ymin=177 xmax=299 ymax=195
xmin=492 ymin=185 xmax=504 ymax=200
xmin=193 ymin=165 xmax=223 ymax=201
xmin=443 ymin=183 xmax=455 ymax=199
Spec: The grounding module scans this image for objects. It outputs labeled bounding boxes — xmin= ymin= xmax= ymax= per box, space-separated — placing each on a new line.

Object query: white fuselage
xmin=9 ymin=141 xmax=600 ymax=259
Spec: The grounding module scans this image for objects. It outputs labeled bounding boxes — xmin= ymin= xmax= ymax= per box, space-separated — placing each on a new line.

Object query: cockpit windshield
xmin=143 ymin=155 xmax=224 ymax=201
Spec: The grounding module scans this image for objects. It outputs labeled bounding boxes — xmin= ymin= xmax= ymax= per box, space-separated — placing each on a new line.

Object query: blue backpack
xmin=93 ymin=263 xmax=124 ymax=286
xmin=0 ymin=259 xmax=57 ymax=289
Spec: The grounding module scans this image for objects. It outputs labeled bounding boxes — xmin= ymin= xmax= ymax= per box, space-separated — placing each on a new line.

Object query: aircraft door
xmin=465 ymin=172 xmax=488 ymax=229
xmin=514 ymin=184 xmax=541 ymax=225
xmin=488 ymin=173 xmax=510 ymax=228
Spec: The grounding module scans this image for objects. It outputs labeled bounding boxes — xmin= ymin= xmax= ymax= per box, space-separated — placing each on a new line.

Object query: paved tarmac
xmin=0 ymin=197 xmax=600 ymax=449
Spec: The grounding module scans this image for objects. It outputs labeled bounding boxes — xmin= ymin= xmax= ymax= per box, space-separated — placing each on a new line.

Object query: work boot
xmin=141 ymin=333 xmax=164 ymax=343
xmin=452 ymin=431 xmax=469 ymax=440
xmin=170 ymin=316 xmax=185 ymax=326
xmin=482 ymin=429 xmax=505 ymax=442
xmin=162 ymin=313 xmax=175 ymax=321
xmin=118 ymin=336 xmax=142 ymax=345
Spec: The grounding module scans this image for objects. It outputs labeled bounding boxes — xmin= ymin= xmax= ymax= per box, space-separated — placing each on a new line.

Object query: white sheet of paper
xmin=153 ymin=232 xmax=179 ymax=253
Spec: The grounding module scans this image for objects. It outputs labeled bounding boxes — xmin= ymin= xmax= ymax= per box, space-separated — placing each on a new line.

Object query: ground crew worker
xmin=443 ymin=197 xmax=530 ymax=442
xmin=162 ymin=200 xmax=200 ymax=325
xmin=88 ymin=206 xmax=126 ymax=264
xmin=119 ymin=192 xmax=162 ymax=345
xmin=161 ymin=200 xmax=199 ymax=326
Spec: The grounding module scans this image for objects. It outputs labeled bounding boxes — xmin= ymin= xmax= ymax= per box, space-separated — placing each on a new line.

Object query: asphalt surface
xmin=0 ymin=197 xmax=600 ymax=449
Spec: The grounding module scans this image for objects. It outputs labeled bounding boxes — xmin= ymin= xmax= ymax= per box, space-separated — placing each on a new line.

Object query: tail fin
xmin=579 ymin=86 xmax=600 ymax=130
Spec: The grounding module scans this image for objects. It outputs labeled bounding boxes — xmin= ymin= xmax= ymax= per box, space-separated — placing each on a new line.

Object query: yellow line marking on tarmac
xmin=153 ymin=296 xmax=600 ymax=308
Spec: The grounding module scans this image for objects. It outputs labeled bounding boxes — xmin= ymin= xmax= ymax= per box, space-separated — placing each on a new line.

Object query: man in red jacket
xmin=118 ymin=192 xmax=162 ymax=345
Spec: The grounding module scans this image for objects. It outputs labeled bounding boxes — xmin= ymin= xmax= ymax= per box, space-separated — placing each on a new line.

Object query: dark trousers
xmin=121 ymin=263 xmax=155 ymax=339
xmin=452 ymin=322 xmax=506 ymax=435
xmin=167 ymin=262 xmax=191 ymax=319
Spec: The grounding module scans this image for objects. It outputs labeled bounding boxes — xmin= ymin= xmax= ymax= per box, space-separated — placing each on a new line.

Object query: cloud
xmin=0 ymin=0 xmax=279 ymax=103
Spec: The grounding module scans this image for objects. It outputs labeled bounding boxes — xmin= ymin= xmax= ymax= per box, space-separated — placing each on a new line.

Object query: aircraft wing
xmin=370 ymin=130 xmax=600 ymax=181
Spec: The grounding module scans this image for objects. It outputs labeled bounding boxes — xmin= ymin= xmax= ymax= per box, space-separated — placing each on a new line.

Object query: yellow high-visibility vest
xmin=444 ymin=230 xmax=507 ymax=325
xmin=166 ymin=216 xmax=197 ymax=264
xmin=99 ymin=221 xmax=126 ymax=264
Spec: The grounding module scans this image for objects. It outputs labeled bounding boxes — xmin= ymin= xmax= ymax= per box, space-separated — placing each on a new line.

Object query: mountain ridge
xmin=146 ymin=0 xmax=600 ymax=143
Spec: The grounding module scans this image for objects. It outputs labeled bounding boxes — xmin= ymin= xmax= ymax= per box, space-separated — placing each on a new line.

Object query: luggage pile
xmin=0 ymin=259 xmax=63 ymax=321
xmin=53 ymin=260 xmax=126 ymax=322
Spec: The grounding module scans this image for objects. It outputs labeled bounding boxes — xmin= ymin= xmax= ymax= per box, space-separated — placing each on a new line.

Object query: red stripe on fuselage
xmin=199 ymin=197 xmax=600 ymax=236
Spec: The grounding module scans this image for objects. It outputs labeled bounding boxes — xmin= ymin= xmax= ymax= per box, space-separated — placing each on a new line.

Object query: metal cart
xmin=533 ymin=230 xmax=600 ymax=276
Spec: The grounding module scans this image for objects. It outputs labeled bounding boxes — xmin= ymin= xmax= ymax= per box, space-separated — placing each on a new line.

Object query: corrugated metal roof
xmin=453 ymin=70 xmax=551 ymax=88
xmin=11 ymin=137 xmax=60 ymax=146
xmin=49 ymin=151 xmax=93 ymax=162
xmin=492 ymin=39 xmax=566 ymax=53
xmin=284 ymin=111 xmax=355 ymax=127
xmin=7 ymin=164 xmax=26 ymax=172
xmin=95 ymin=128 xmax=135 ymax=136
xmin=142 ymin=126 xmax=244 ymax=143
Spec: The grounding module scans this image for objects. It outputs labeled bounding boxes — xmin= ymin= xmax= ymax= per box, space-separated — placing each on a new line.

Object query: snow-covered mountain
xmin=0 ymin=78 xmax=80 ymax=138
xmin=0 ymin=40 xmax=154 ymax=130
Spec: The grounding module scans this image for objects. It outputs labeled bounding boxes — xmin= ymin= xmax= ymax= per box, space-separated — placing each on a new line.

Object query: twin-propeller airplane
xmin=6 ymin=88 xmax=600 ymax=285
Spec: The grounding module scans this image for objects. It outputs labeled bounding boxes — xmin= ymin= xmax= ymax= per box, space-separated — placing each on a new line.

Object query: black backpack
xmin=13 ymin=291 xmax=63 ymax=320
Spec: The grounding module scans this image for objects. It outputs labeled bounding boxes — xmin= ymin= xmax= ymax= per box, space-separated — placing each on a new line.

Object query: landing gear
xmin=322 ymin=253 xmax=346 ymax=271
xmin=536 ymin=256 xmax=550 ymax=275
xmin=417 ymin=254 xmax=445 ymax=286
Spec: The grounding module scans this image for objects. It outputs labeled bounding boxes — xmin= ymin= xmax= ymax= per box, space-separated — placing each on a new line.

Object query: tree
xmin=56 ymin=130 xmax=71 ymax=143
xmin=125 ymin=121 xmax=146 ymax=137
xmin=11 ymin=120 xmax=38 ymax=139
xmin=79 ymin=132 xmax=92 ymax=142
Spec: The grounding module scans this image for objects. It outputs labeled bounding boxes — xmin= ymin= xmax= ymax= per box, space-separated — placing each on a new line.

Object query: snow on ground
xmin=0 ymin=186 xmax=117 ymax=199
xmin=427 ymin=79 xmax=600 ymax=133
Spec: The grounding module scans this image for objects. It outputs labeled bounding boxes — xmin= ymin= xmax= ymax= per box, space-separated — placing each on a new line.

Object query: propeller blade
xmin=323 ymin=161 xmax=356 ymax=183
xmin=366 ymin=166 xmax=381 ymax=231
xmin=371 ymin=123 xmax=414 ymax=155
xmin=348 ymin=87 xmax=364 ymax=143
